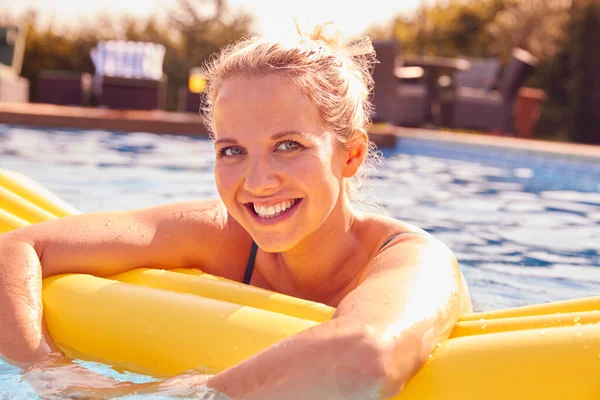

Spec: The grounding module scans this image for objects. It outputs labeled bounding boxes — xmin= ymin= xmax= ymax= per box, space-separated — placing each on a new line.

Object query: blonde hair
xmin=201 ymin=22 xmax=382 ymax=199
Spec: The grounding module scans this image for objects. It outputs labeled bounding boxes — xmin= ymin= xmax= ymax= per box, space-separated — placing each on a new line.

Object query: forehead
xmin=213 ymin=74 xmax=325 ymax=139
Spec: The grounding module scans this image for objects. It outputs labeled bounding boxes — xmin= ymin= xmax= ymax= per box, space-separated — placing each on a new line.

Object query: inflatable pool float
xmin=1 ymin=168 xmax=599 ymax=399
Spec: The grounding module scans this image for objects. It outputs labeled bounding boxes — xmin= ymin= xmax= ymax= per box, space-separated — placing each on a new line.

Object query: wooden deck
xmin=1 ymin=102 xmax=598 ymax=159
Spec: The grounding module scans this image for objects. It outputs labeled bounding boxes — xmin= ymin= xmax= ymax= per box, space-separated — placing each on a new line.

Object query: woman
xmin=0 ymin=24 xmax=471 ymax=400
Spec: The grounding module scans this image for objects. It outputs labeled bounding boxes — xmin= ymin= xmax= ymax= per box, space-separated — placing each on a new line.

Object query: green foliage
xmin=3 ymin=0 xmax=600 ymax=142
xmin=487 ymin=0 xmax=572 ymax=62
xmin=382 ymin=0 xmax=599 ymax=142
xmin=567 ymin=1 xmax=600 ymax=144
xmin=17 ymin=13 xmax=100 ymax=100
xmin=530 ymin=0 xmax=600 ymax=143
xmin=529 ymin=51 xmax=571 ymax=140
xmin=1 ymin=0 xmax=253 ymax=110
xmin=388 ymin=0 xmax=506 ymax=58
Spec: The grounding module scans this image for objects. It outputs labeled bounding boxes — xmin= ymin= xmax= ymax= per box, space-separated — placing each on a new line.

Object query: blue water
xmin=1 ymin=124 xmax=599 ymax=398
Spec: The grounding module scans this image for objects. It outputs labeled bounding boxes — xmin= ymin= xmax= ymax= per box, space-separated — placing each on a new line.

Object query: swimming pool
xmin=1 ymin=124 xmax=599 ymax=398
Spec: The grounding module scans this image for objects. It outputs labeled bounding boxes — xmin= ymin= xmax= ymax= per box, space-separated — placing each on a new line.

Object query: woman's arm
xmin=32 ymin=232 xmax=467 ymax=400
xmin=0 ymin=200 xmax=239 ymax=365
xmin=205 ymin=233 xmax=469 ymax=400
xmin=0 ymin=239 xmax=53 ymax=365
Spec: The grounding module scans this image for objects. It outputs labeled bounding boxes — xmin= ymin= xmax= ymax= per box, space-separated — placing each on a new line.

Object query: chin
xmin=253 ymin=235 xmax=298 ymax=253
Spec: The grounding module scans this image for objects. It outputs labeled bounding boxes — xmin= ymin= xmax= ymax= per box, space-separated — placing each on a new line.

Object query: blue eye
xmin=223 ymin=146 xmax=244 ymax=156
xmin=276 ymin=141 xmax=300 ymax=151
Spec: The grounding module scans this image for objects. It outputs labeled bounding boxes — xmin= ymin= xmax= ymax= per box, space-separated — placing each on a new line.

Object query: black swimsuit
xmin=242 ymin=233 xmax=403 ymax=285
xmin=242 ymin=241 xmax=259 ymax=285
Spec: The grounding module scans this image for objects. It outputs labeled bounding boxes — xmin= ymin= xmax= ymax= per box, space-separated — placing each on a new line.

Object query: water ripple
xmin=1 ymin=124 xmax=600 ymax=397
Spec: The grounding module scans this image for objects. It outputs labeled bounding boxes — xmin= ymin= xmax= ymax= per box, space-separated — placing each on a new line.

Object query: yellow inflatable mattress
xmin=1 ymin=168 xmax=599 ymax=399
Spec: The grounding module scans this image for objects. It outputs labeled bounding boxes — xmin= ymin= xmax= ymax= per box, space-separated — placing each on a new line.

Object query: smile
xmin=245 ymin=198 xmax=302 ymax=222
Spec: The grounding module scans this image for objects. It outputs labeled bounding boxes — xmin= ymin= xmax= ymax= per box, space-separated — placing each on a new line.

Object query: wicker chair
xmin=38 ymin=70 xmax=93 ymax=106
xmin=443 ymin=48 xmax=539 ymax=134
xmin=0 ymin=24 xmax=29 ymax=103
xmin=371 ymin=40 xmax=429 ymax=127
xmin=90 ymin=41 xmax=167 ymax=110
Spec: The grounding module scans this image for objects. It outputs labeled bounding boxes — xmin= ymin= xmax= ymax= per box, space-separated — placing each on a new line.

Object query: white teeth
xmin=252 ymin=199 xmax=298 ymax=219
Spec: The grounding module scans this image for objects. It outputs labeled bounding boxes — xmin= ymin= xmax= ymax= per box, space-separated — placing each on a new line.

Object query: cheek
xmin=297 ymin=152 xmax=343 ymax=199
xmin=321 ymin=145 xmax=347 ymax=188
xmin=214 ymin=163 xmax=240 ymax=202
xmin=330 ymin=145 xmax=348 ymax=176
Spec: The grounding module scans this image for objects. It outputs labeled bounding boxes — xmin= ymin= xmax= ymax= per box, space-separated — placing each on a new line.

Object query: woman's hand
xmin=0 ymin=236 xmax=54 ymax=366
xmin=61 ymin=373 xmax=213 ymax=399
xmin=22 ymin=355 xmax=214 ymax=399
xmin=22 ymin=354 xmax=120 ymax=399
xmin=64 ymin=373 xmax=213 ymax=399
xmin=0 ymin=200 xmax=238 ymax=366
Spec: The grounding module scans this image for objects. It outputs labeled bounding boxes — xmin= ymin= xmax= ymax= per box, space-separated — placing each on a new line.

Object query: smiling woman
xmin=211 ymin=73 xmax=364 ymax=256
xmin=0 ymin=22 xmax=470 ymax=400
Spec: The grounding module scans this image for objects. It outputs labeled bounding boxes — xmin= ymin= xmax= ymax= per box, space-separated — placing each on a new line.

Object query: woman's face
xmin=212 ymin=73 xmax=351 ymax=252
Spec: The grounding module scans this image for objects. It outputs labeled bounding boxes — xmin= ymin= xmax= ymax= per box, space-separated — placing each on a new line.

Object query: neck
xmin=267 ymin=192 xmax=363 ymax=303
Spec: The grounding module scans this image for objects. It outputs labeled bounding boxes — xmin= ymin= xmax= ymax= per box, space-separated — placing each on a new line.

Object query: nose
xmin=243 ymin=157 xmax=280 ymax=195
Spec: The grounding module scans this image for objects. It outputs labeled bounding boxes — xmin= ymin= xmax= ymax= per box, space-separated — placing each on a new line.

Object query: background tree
xmin=1 ymin=0 xmax=253 ymax=110
xmin=485 ymin=0 xmax=572 ymax=61
xmin=567 ymin=0 xmax=600 ymax=144
xmin=381 ymin=0 xmax=505 ymax=58
xmin=369 ymin=0 xmax=599 ymax=143
xmin=3 ymin=0 xmax=600 ymax=142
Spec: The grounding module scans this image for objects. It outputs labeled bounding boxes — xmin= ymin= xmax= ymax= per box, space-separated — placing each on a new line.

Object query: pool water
xmin=1 ymin=124 xmax=599 ymax=398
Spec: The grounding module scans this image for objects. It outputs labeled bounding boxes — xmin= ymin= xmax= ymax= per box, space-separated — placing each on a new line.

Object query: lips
xmin=252 ymin=199 xmax=300 ymax=218
xmin=244 ymin=198 xmax=302 ymax=221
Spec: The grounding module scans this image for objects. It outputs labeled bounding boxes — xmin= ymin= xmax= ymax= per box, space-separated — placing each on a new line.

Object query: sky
xmin=1 ymin=0 xmax=432 ymax=37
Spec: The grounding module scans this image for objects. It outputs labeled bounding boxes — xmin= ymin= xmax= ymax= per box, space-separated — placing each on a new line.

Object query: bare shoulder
xmin=353 ymin=212 xmax=457 ymax=280
xmin=355 ymin=211 xmax=440 ymax=254
xmin=353 ymin=211 xmax=472 ymax=314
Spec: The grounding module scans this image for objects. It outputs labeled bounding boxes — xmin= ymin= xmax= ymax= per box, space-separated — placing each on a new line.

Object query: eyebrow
xmin=214 ymin=130 xmax=307 ymax=145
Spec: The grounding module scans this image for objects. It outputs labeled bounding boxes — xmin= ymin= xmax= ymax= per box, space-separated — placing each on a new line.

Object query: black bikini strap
xmin=379 ymin=233 xmax=402 ymax=251
xmin=243 ymin=241 xmax=258 ymax=284
xmin=243 ymin=234 xmax=401 ymax=284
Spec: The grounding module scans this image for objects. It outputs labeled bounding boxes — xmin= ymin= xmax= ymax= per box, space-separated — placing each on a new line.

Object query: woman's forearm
xmin=0 ymin=236 xmax=54 ymax=365
xmin=206 ymin=316 xmax=396 ymax=400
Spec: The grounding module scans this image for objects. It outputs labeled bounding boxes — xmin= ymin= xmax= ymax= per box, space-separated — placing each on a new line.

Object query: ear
xmin=342 ymin=129 xmax=368 ymax=178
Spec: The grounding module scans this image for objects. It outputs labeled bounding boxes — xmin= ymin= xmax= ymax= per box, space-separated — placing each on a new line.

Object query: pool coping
xmin=1 ymin=102 xmax=599 ymax=161
xmin=0 ymin=102 xmax=209 ymax=136
xmin=373 ymin=125 xmax=600 ymax=162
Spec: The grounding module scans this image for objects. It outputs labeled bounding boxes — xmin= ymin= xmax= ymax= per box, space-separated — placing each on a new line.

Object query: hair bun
xmin=303 ymin=21 xmax=341 ymax=50
xmin=295 ymin=20 xmax=374 ymax=58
